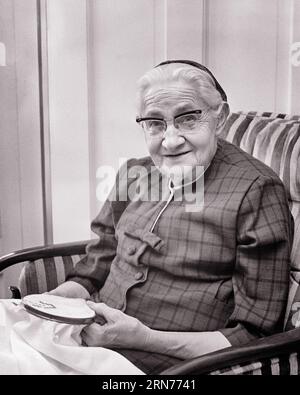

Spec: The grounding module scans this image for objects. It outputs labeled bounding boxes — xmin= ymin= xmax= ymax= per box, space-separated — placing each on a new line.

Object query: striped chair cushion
xmin=18 ymin=254 xmax=86 ymax=297
xmin=209 ymin=352 xmax=300 ymax=375
xmin=221 ymin=112 xmax=300 ymax=202
xmin=237 ymin=111 xmax=300 ymax=121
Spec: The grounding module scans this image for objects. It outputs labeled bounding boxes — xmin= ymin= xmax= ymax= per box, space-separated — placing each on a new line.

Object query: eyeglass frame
xmin=136 ymin=109 xmax=209 ymax=136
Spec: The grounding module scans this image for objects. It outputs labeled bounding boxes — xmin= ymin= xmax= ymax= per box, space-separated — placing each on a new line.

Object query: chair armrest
xmin=160 ymin=328 xmax=300 ymax=375
xmin=0 ymin=240 xmax=90 ymax=273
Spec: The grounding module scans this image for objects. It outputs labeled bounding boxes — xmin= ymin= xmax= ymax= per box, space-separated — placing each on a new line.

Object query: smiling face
xmin=141 ymin=79 xmax=221 ymax=179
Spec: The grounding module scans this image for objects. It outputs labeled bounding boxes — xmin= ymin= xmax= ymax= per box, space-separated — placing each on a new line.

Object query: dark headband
xmin=155 ymin=60 xmax=227 ymax=102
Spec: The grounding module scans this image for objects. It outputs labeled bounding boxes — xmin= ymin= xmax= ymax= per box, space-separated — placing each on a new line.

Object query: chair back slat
xmin=18 ymin=255 xmax=86 ymax=296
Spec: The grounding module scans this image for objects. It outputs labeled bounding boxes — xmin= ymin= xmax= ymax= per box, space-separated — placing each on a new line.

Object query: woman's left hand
xmin=81 ymin=301 xmax=151 ymax=350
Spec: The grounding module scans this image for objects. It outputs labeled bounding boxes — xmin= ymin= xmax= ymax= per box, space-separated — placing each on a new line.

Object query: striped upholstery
xmin=236 ymin=111 xmax=300 ymax=121
xmin=18 ymin=255 xmax=86 ymax=296
xmin=220 ymin=112 xmax=300 ymax=202
xmin=209 ymin=352 xmax=300 ymax=375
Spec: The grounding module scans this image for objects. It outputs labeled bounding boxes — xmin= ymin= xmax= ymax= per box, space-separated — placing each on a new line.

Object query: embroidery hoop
xmin=22 ymin=294 xmax=96 ymax=325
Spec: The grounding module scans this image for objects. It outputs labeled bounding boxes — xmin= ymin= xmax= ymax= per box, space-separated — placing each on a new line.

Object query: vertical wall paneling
xmin=0 ymin=0 xmax=44 ymax=297
xmin=207 ymin=0 xmax=279 ymax=112
xmin=290 ymin=0 xmax=300 ymax=114
xmin=86 ymin=0 xmax=97 ymax=230
xmin=206 ymin=0 xmax=297 ymax=114
xmin=46 ymin=0 xmax=91 ymax=242
xmin=14 ymin=0 xmax=44 ymax=247
xmin=0 ymin=41 xmax=6 ymax=66
xmin=165 ymin=0 xmax=205 ymax=62
xmin=0 ymin=0 xmax=22 ymax=297
xmin=153 ymin=0 xmax=167 ymax=64
xmin=37 ymin=0 xmax=53 ymax=244
xmin=275 ymin=0 xmax=293 ymax=114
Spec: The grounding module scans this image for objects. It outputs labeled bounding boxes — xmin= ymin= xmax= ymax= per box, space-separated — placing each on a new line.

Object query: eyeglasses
xmin=136 ymin=109 xmax=208 ymax=137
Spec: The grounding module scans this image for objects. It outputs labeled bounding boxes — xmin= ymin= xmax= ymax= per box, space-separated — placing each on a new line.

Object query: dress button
xmin=127 ymin=246 xmax=137 ymax=255
xmin=134 ymin=272 xmax=144 ymax=281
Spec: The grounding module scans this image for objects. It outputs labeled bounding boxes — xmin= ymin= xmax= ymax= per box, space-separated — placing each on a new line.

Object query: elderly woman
xmin=50 ymin=60 xmax=293 ymax=374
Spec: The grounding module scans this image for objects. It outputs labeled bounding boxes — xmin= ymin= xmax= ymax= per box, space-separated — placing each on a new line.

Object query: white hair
xmin=136 ymin=63 xmax=225 ymax=115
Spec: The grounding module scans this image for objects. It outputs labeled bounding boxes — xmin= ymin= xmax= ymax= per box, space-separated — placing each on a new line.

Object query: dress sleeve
xmin=219 ymin=175 xmax=294 ymax=346
xmin=66 ymin=160 xmax=131 ymax=295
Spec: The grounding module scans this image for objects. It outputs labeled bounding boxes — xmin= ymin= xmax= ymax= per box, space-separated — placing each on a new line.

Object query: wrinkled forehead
xmin=142 ymin=80 xmax=206 ymax=115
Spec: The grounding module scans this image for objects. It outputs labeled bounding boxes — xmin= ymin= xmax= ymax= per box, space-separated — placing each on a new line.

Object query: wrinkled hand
xmin=81 ymin=302 xmax=151 ymax=350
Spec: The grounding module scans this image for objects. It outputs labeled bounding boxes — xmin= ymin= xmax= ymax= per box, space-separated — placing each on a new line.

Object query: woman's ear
xmin=216 ymin=102 xmax=230 ymax=136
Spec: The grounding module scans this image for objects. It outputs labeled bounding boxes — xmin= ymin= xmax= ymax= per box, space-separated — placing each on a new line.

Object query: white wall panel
xmin=165 ymin=0 xmax=205 ymax=61
xmin=47 ymin=0 xmax=91 ymax=242
xmin=0 ymin=0 xmax=43 ymax=297
xmin=275 ymin=0 xmax=293 ymax=114
xmin=14 ymin=0 xmax=44 ymax=247
xmin=207 ymin=0 xmax=280 ymax=112
xmin=290 ymin=0 xmax=300 ymax=114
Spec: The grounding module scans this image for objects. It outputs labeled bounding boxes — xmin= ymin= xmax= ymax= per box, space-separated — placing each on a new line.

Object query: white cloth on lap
xmin=0 ymin=299 xmax=144 ymax=375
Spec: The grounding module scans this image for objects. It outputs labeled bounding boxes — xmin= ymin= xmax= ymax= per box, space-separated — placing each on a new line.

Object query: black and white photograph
xmin=0 ymin=0 xmax=300 ymax=378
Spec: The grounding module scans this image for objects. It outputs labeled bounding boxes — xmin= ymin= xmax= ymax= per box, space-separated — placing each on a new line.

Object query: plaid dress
xmin=68 ymin=139 xmax=293 ymax=374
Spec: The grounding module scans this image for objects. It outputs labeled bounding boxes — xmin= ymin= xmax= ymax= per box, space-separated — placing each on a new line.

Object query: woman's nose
xmin=162 ymin=127 xmax=185 ymax=150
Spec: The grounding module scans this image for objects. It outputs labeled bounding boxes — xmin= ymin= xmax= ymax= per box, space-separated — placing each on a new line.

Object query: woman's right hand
xmin=47 ymin=281 xmax=90 ymax=299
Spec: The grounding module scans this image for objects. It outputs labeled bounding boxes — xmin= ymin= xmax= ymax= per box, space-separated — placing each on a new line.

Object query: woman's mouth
xmin=164 ymin=151 xmax=192 ymax=158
